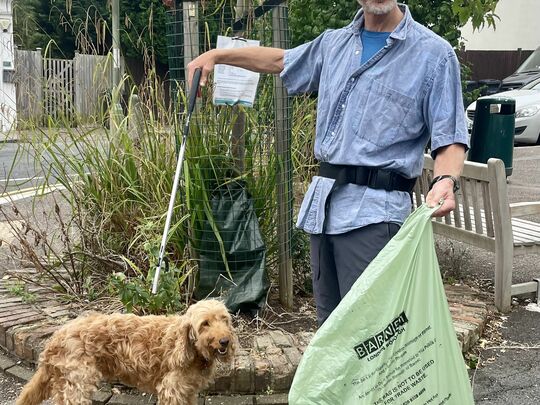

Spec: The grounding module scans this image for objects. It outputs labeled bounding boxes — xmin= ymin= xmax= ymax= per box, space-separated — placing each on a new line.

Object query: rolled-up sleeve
xmin=424 ymin=50 xmax=469 ymax=157
xmin=280 ymin=31 xmax=329 ymax=95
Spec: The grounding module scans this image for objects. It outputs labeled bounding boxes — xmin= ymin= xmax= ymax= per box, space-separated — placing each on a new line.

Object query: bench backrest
xmin=413 ymin=154 xmax=510 ymax=252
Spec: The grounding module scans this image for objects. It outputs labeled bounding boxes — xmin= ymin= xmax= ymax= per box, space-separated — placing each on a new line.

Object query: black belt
xmin=319 ymin=162 xmax=417 ymax=193
xmin=315 ymin=163 xmax=416 ymax=279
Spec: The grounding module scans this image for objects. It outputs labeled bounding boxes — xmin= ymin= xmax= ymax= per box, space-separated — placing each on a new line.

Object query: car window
xmin=517 ymin=48 xmax=540 ymax=73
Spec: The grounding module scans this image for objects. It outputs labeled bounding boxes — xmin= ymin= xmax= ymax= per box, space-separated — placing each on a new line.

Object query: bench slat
xmin=482 ymin=182 xmax=495 ymax=237
xmin=461 ymin=179 xmax=473 ymax=231
xmin=461 ymin=159 xmax=491 ymax=181
xmin=511 ymin=220 xmax=540 ymax=240
xmin=512 ymin=231 xmax=539 ymax=244
xmin=453 ymin=187 xmax=462 ymax=228
xmin=470 ymin=180 xmax=484 ymax=234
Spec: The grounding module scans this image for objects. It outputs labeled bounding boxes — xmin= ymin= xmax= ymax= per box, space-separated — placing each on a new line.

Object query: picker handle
xmin=151 ymin=68 xmax=202 ymax=295
xmin=188 ymin=68 xmax=202 ymax=114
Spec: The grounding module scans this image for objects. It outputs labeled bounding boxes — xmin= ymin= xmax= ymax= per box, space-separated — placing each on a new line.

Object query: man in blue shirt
xmin=187 ymin=0 xmax=468 ymax=325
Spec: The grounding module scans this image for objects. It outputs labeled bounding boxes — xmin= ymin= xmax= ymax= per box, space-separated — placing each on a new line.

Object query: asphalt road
xmin=0 ymin=141 xmax=44 ymax=194
xmin=0 ymin=136 xmax=87 ymax=195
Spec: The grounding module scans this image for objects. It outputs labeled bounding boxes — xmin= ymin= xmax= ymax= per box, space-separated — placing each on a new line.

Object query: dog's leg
xmin=157 ymin=371 xmax=199 ymax=405
xmin=54 ymin=365 xmax=102 ymax=405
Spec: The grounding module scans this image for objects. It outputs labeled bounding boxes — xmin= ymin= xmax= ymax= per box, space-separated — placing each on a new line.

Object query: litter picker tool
xmin=152 ymin=68 xmax=202 ymax=294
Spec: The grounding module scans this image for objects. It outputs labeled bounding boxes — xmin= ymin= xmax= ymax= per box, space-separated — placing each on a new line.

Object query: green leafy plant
xmin=109 ymin=257 xmax=190 ymax=314
xmin=7 ymin=282 xmax=37 ymax=304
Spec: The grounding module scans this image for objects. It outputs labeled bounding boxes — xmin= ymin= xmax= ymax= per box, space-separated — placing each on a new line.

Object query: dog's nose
xmin=219 ymin=337 xmax=229 ymax=347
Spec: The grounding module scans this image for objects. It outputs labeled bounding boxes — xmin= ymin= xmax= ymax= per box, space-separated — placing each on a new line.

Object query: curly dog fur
xmin=16 ymin=299 xmax=236 ymax=405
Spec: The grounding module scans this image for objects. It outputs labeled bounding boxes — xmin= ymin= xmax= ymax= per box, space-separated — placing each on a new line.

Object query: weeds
xmin=435 ymin=239 xmax=472 ymax=283
xmin=7 ymin=281 xmax=37 ymax=304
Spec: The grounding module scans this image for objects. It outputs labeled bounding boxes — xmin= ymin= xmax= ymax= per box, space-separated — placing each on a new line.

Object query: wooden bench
xmin=414 ymin=154 xmax=540 ymax=312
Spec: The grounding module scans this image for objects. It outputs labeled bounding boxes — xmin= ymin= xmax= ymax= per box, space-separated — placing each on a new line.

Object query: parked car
xmin=466 ymin=77 xmax=540 ymax=145
xmin=500 ymin=46 xmax=540 ymax=92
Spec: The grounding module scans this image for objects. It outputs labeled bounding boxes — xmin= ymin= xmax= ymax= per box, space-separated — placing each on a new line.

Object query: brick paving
xmin=0 ymin=267 xmax=490 ymax=404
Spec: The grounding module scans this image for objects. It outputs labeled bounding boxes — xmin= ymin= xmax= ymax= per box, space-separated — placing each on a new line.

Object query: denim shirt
xmin=280 ymin=4 xmax=469 ymax=235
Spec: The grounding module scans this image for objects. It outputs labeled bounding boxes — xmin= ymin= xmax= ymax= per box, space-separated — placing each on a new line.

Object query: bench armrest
xmin=509 ymin=202 xmax=540 ymax=217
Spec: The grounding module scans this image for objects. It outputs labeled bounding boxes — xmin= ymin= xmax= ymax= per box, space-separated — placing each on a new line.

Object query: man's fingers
xmin=430 ymin=199 xmax=455 ymax=217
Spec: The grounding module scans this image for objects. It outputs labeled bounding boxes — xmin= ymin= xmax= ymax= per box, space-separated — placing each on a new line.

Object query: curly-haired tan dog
xmin=17 ymin=299 xmax=236 ymax=405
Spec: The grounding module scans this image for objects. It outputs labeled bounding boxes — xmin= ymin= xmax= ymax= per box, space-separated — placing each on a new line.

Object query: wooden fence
xmin=14 ymin=50 xmax=114 ymax=125
xmin=43 ymin=57 xmax=74 ymax=121
xmin=14 ymin=50 xmax=42 ymax=122
xmin=458 ymin=49 xmax=535 ymax=80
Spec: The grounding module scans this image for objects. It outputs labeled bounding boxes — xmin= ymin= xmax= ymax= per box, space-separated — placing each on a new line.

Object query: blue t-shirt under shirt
xmin=360 ymin=30 xmax=391 ymax=64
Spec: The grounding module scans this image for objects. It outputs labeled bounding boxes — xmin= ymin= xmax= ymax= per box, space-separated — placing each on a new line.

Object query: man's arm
xmin=426 ymin=144 xmax=466 ymax=217
xmin=187 ymin=47 xmax=285 ymax=89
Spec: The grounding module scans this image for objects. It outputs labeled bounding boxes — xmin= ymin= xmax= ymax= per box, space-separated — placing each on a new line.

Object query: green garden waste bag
xmin=195 ymin=181 xmax=269 ymax=314
xmin=289 ymin=204 xmax=474 ymax=405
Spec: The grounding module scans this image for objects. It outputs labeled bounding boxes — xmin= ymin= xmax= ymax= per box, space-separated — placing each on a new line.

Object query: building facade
xmin=0 ymin=0 xmax=16 ymax=132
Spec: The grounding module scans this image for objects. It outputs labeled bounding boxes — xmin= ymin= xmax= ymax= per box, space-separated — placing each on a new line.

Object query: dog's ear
xmin=168 ymin=318 xmax=196 ymax=368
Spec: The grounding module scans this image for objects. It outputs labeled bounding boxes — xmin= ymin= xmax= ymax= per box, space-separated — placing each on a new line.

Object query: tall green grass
xmin=8 ymin=71 xmax=318 ymax=312
xmin=4 ymin=1 xmax=319 ymax=312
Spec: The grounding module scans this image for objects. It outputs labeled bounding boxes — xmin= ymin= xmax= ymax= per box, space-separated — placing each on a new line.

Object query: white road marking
xmin=0 ymin=176 xmax=46 ymax=183
xmin=0 ymin=184 xmax=66 ymax=205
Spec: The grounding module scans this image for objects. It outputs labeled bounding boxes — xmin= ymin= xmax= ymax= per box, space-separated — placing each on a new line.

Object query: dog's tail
xmin=16 ymin=366 xmax=50 ymax=405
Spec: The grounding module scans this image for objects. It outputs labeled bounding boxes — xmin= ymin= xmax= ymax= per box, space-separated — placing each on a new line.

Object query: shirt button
xmin=350 ymin=78 xmax=355 ymax=82
xmin=355 ymin=50 xmax=360 ymax=55
xmin=341 ymin=104 xmax=345 ymax=108
xmin=331 ymin=131 xmax=335 ymax=135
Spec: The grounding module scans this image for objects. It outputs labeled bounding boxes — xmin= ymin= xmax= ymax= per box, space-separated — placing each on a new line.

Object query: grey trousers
xmin=310 ymin=222 xmax=400 ymax=326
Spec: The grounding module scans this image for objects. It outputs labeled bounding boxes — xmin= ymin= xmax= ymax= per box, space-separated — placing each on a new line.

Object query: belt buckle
xmin=369 ymin=169 xmax=393 ymax=191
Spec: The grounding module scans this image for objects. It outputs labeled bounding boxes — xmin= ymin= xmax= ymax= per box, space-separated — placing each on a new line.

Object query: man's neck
xmin=363 ymin=5 xmax=404 ymax=32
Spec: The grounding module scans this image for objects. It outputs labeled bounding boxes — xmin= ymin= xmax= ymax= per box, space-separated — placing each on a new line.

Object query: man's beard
xmin=358 ymin=0 xmax=398 ymax=15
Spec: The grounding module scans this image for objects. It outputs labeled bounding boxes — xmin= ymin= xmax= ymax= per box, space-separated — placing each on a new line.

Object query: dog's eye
xmin=201 ymin=320 xmax=210 ymax=328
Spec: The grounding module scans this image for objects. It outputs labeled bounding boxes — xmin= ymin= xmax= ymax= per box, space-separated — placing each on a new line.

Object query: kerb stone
xmin=255 ymin=393 xmax=289 ymax=404
xmin=107 ymin=393 xmax=156 ymax=404
xmin=0 ymin=352 xmax=16 ymax=371
xmin=5 ymin=364 xmax=34 ymax=383
xmin=205 ymin=395 xmax=254 ymax=405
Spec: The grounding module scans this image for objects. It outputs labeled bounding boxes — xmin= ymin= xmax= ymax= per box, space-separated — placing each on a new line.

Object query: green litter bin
xmin=469 ymin=97 xmax=515 ymax=176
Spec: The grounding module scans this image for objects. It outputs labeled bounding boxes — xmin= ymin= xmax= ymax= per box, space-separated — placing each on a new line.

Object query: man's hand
xmin=429 ymin=143 xmax=466 ymax=217
xmin=426 ymin=178 xmax=456 ymax=217
xmin=187 ymin=50 xmax=219 ymax=95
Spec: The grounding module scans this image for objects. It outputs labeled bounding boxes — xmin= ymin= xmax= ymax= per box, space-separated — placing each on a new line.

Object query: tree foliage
xmin=13 ymin=0 xmax=168 ymax=64
xmin=12 ymin=0 xmax=499 ymax=64
xmin=288 ymin=0 xmax=499 ymax=48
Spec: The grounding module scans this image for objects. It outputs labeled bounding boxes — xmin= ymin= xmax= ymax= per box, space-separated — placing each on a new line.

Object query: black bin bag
xmin=195 ymin=181 xmax=269 ymax=313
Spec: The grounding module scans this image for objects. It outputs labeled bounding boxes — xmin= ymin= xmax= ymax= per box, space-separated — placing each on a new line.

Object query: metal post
xmin=273 ymin=4 xmax=293 ymax=309
xmin=231 ymin=0 xmax=248 ymax=172
xmin=183 ymin=1 xmax=199 ymax=91
xmin=111 ymin=0 xmax=123 ymax=128
xmin=112 ymin=0 xmax=120 ymax=88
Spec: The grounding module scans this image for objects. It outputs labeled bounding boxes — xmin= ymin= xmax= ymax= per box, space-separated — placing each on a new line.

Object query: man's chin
xmin=360 ymin=0 xmax=397 ymax=15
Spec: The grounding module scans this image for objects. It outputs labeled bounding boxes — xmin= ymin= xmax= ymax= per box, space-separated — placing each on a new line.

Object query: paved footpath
xmin=472 ymin=304 xmax=540 ymax=404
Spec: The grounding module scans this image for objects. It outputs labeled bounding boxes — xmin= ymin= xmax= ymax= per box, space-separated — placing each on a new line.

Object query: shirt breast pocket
xmin=355 ymin=80 xmax=415 ymax=147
